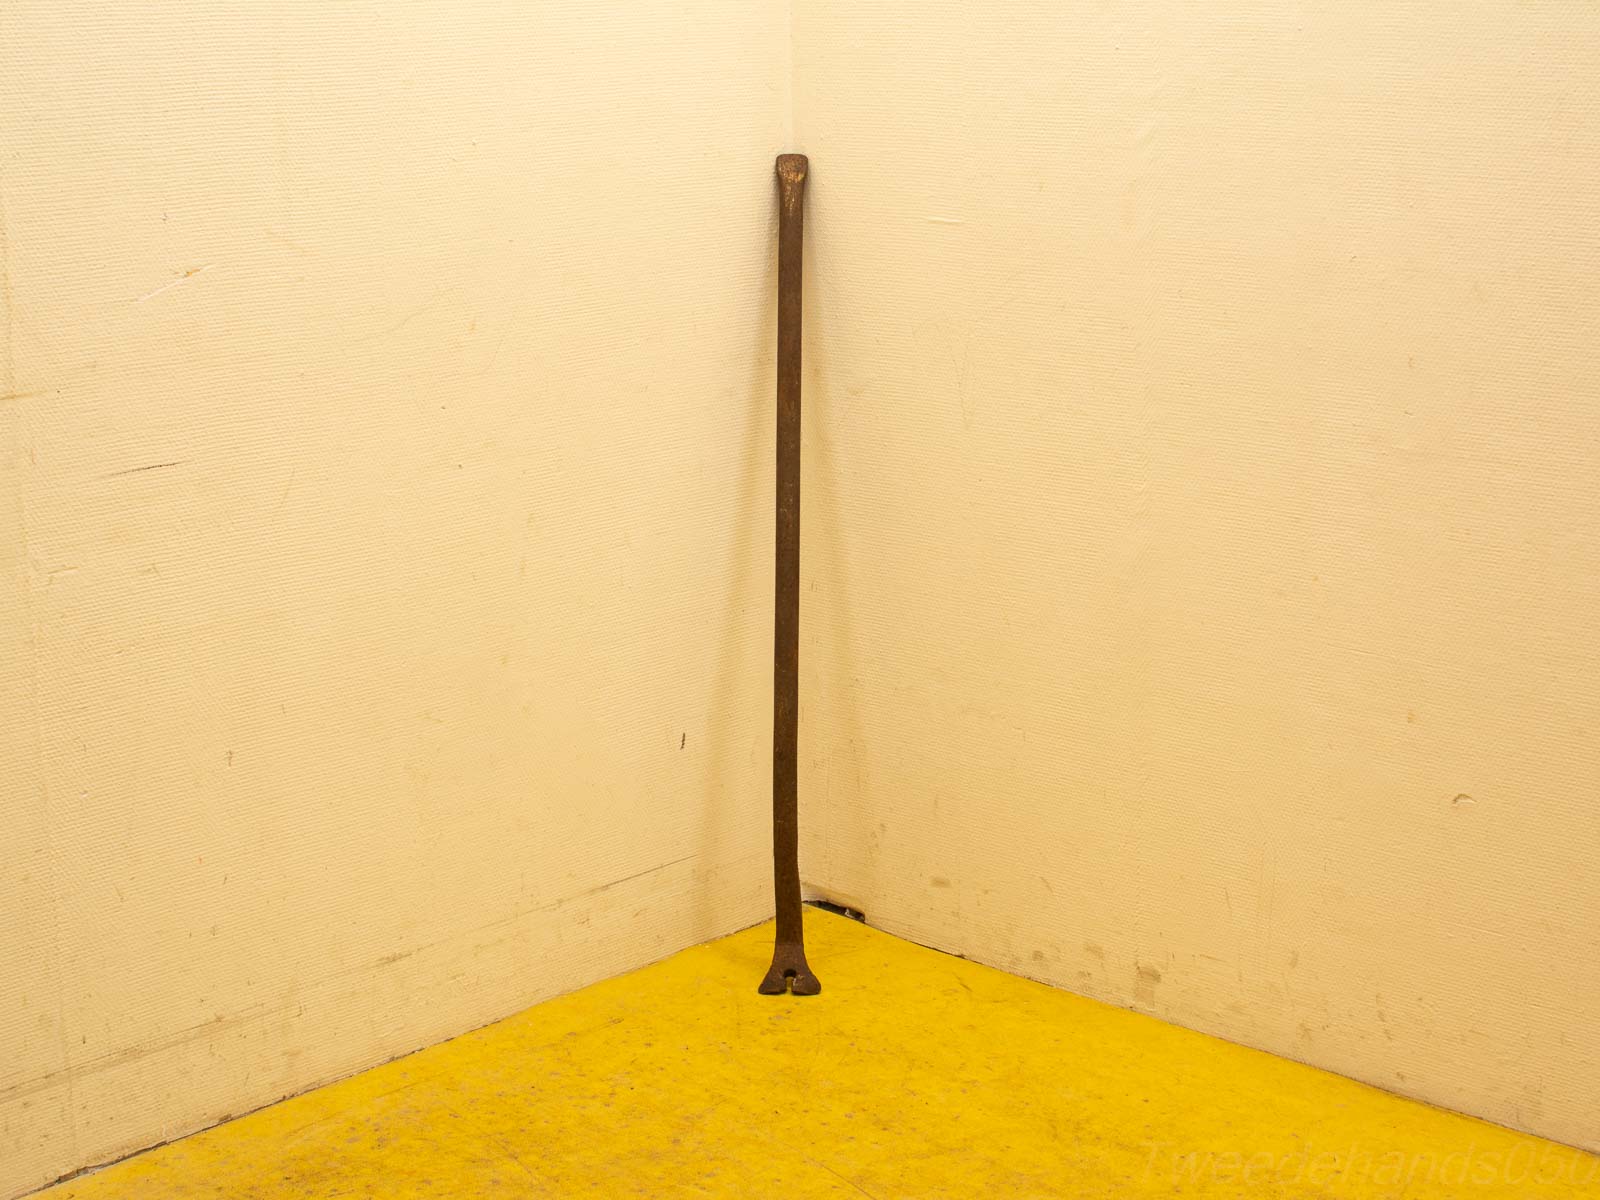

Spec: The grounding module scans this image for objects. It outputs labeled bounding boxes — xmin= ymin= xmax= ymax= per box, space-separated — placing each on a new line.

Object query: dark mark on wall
xmin=100 ymin=460 xmax=189 ymax=479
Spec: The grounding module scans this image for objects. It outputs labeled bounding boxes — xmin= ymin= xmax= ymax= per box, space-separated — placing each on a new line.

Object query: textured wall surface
xmin=793 ymin=1 xmax=1600 ymax=1153
xmin=8 ymin=4 xmax=1600 ymax=1194
xmin=0 ymin=4 xmax=789 ymax=1195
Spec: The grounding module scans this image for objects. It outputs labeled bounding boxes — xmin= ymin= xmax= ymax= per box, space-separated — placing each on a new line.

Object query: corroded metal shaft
xmin=759 ymin=154 xmax=820 ymax=997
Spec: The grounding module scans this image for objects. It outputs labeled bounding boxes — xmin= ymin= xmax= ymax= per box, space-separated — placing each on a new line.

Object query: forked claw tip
xmin=758 ymin=943 xmax=821 ymax=995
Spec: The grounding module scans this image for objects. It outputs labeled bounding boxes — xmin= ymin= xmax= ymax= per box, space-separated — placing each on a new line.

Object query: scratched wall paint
xmin=793 ymin=2 xmax=1600 ymax=1152
xmin=0 ymin=3 xmax=789 ymax=1195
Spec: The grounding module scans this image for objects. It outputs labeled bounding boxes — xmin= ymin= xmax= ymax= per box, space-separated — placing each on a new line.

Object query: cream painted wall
xmin=0 ymin=3 xmax=789 ymax=1195
xmin=7 ymin=3 xmax=1600 ymax=1192
xmin=794 ymin=1 xmax=1600 ymax=1153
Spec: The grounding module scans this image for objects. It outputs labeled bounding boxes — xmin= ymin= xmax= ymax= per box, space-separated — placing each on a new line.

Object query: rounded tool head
xmin=776 ymin=153 xmax=809 ymax=184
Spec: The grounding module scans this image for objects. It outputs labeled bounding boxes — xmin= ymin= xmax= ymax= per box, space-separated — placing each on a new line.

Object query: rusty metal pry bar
xmin=759 ymin=153 xmax=820 ymax=997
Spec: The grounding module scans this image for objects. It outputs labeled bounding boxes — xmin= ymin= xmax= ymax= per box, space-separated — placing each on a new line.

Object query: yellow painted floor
xmin=41 ymin=909 xmax=1600 ymax=1199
